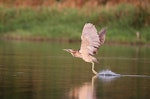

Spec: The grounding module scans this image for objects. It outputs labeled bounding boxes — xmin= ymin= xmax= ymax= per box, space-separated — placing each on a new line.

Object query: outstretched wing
xmin=79 ymin=23 xmax=106 ymax=56
xmin=98 ymin=27 xmax=107 ymax=45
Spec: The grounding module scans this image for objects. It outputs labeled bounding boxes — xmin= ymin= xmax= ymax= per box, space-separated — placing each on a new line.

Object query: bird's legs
xmin=91 ymin=62 xmax=98 ymax=75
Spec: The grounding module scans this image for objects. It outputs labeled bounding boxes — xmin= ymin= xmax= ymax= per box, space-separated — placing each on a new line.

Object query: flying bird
xmin=64 ymin=23 xmax=107 ymax=75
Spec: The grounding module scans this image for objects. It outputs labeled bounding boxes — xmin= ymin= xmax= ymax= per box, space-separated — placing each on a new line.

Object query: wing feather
xmin=79 ymin=23 xmax=99 ymax=56
xmin=79 ymin=23 xmax=106 ymax=56
xmin=98 ymin=27 xmax=107 ymax=45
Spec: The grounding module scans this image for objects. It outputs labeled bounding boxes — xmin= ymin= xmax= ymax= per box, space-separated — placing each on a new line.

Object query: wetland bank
xmin=0 ymin=1 xmax=150 ymax=44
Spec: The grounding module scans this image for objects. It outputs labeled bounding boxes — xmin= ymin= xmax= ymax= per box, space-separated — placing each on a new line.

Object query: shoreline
xmin=1 ymin=35 xmax=150 ymax=47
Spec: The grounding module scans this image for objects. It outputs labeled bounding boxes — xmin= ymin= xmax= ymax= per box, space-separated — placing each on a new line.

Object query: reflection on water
xmin=0 ymin=40 xmax=150 ymax=99
xmin=68 ymin=76 xmax=97 ymax=99
xmin=68 ymin=70 xmax=130 ymax=99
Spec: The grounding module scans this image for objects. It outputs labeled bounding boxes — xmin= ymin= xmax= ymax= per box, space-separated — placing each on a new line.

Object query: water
xmin=0 ymin=40 xmax=150 ymax=99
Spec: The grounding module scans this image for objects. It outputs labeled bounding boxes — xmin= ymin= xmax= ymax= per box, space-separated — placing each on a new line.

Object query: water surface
xmin=0 ymin=40 xmax=150 ymax=99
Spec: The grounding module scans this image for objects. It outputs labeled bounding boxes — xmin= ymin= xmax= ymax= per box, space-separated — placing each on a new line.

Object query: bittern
xmin=64 ymin=23 xmax=107 ymax=75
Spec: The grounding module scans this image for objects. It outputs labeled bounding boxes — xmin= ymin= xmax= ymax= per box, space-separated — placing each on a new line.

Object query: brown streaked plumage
xmin=64 ymin=23 xmax=107 ymax=75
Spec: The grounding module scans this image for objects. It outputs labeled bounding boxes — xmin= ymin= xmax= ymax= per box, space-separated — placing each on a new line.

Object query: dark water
xmin=0 ymin=40 xmax=150 ymax=99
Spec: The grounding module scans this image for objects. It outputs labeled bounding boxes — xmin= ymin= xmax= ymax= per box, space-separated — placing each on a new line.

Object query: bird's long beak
xmin=63 ymin=49 xmax=71 ymax=53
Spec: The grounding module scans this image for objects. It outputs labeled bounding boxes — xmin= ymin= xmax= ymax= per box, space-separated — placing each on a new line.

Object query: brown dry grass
xmin=0 ymin=0 xmax=149 ymax=8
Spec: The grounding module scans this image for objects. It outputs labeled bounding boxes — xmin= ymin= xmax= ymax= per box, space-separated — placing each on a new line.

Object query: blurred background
xmin=0 ymin=0 xmax=149 ymax=44
xmin=0 ymin=1 xmax=150 ymax=99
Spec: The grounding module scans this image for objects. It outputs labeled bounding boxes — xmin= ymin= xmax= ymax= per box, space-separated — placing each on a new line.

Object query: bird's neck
xmin=74 ymin=51 xmax=82 ymax=58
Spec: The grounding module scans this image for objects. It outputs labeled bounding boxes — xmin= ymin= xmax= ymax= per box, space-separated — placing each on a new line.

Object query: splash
xmin=99 ymin=69 xmax=120 ymax=76
xmin=98 ymin=70 xmax=120 ymax=81
xmin=98 ymin=69 xmax=150 ymax=78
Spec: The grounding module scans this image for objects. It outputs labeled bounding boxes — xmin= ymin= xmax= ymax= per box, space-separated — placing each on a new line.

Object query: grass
xmin=0 ymin=4 xmax=150 ymax=43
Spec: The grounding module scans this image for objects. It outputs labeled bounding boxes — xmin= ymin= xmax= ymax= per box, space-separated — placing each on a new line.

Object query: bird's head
xmin=63 ymin=49 xmax=77 ymax=57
